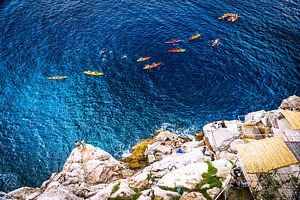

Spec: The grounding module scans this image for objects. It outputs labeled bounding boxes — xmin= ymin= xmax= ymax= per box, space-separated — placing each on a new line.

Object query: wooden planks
xmin=237 ymin=137 xmax=298 ymax=173
xmin=281 ymin=110 xmax=300 ymax=130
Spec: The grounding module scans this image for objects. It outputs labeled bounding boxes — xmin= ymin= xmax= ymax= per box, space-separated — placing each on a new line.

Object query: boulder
xmin=180 ymin=192 xmax=207 ymax=200
xmin=110 ymin=180 xmax=135 ymax=198
xmin=152 ymin=186 xmax=180 ymax=200
xmin=128 ymin=171 xmax=151 ymax=190
xmin=244 ymin=110 xmax=266 ymax=124
xmin=218 ymin=151 xmax=238 ymax=162
xmin=7 ymin=187 xmax=41 ymax=200
xmin=203 ymin=120 xmax=241 ymax=151
xmin=89 ymin=183 xmax=115 ymax=200
xmin=207 ymin=187 xmax=221 ymax=199
xmin=229 ymin=139 xmax=244 ymax=153
xmin=153 ymin=131 xmax=179 ymax=142
xmin=146 ymin=142 xmax=173 ymax=164
xmin=181 ymin=141 xmax=203 ymax=153
xmin=63 ymin=144 xmax=132 ymax=185
xmin=157 ymin=162 xmax=208 ymax=190
xmin=279 ymin=95 xmax=300 ymax=111
xmin=157 ymin=159 xmax=232 ymax=190
xmin=37 ymin=186 xmax=82 ymax=200
xmin=144 ymin=148 xmax=211 ymax=179
xmin=145 ymin=131 xmax=192 ymax=164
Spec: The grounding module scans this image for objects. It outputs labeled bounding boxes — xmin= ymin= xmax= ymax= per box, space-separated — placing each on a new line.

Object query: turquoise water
xmin=0 ymin=0 xmax=299 ymax=192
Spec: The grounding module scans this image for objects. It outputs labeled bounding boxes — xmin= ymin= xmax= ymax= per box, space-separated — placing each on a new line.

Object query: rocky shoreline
xmin=1 ymin=96 xmax=299 ymax=200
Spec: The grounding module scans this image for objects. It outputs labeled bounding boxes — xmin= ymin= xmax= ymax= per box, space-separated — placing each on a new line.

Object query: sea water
xmin=0 ymin=0 xmax=299 ymax=192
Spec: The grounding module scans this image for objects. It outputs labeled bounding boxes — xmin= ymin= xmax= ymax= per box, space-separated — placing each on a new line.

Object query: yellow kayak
xmin=84 ymin=71 xmax=104 ymax=76
xmin=47 ymin=76 xmax=68 ymax=80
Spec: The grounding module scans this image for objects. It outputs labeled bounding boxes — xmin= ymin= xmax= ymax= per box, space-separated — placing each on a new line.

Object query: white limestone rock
xmin=157 ymin=159 xmax=232 ymax=190
xmin=203 ymin=120 xmax=241 ymax=151
xmin=157 ymin=162 xmax=208 ymax=189
xmin=229 ymin=139 xmax=244 ymax=153
xmin=180 ymin=192 xmax=207 ymax=200
xmin=63 ymin=144 xmax=132 ymax=185
xmin=144 ymin=148 xmax=210 ymax=179
xmin=244 ymin=110 xmax=266 ymax=124
xmin=207 ymin=187 xmax=221 ymax=199
xmin=181 ymin=141 xmax=204 ymax=153
xmin=128 ymin=171 xmax=150 ymax=190
xmin=218 ymin=151 xmax=238 ymax=162
xmin=110 ymin=180 xmax=135 ymax=198
xmin=89 ymin=183 xmax=115 ymax=200
xmin=7 ymin=187 xmax=41 ymax=200
xmin=152 ymin=186 xmax=180 ymax=200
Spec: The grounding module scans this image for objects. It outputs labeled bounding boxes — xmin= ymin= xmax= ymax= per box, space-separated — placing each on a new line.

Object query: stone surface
xmin=218 ymin=151 xmax=238 ymax=162
xmin=244 ymin=110 xmax=266 ymax=124
xmin=203 ymin=120 xmax=241 ymax=151
xmin=152 ymin=186 xmax=180 ymax=200
xmin=89 ymin=183 xmax=115 ymax=200
xmin=279 ymin=95 xmax=300 ymax=111
xmin=157 ymin=162 xmax=208 ymax=189
xmin=110 ymin=180 xmax=135 ymax=198
xmin=157 ymin=159 xmax=232 ymax=190
xmin=145 ymin=131 xmax=192 ymax=164
xmin=180 ymin=192 xmax=207 ymax=200
xmin=144 ymin=148 xmax=211 ymax=179
xmin=128 ymin=171 xmax=150 ymax=190
xmin=207 ymin=187 xmax=221 ymax=199
xmin=37 ymin=187 xmax=82 ymax=200
xmin=229 ymin=139 xmax=244 ymax=153
xmin=7 ymin=187 xmax=41 ymax=200
xmin=63 ymin=144 xmax=132 ymax=185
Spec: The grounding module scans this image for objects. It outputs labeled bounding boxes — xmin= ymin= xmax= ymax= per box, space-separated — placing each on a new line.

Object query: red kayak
xmin=212 ymin=37 xmax=221 ymax=47
xmin=143 ymin=62 xmax=162 ymax=70
xmin=168 ymin=49 xmax=186 ymax=53
xmin=165 ymin=39 xmax=182 ymax=44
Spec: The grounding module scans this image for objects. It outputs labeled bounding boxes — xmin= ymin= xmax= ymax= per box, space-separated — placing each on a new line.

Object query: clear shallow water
xmin=0 ymin=0 xmax=299 ymax=192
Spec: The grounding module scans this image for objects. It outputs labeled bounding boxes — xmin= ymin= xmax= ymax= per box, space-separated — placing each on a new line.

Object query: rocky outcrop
xmin=203 ymin=120 xmax=241 ymax=151
xmin=279 ymin=95 xmax=300 ymax=111
xmin=4 ymin=96 xmax=300 ymax=200
xmin=180 ymin=192 xmax=207 ymax=200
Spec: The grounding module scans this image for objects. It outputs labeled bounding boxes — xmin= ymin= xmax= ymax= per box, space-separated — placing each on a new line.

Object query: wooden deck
xmin=236 ymin=137 xmax=298 ymax=173
xmin=281 ymin=110 xmax=300 ymax=130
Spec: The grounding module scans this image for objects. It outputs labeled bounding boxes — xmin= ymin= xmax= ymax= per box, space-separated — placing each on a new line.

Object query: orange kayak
xmin=143 ymin=62 xmax=161 ymax=70
xmin=189 ymin=33 xmax=201 ymax=41
xmin=218 ymin=13 xmax=240 ymax=22
xmin=137 ymin=56 xmax=151 ymax=62
xmin=212 ymin=38 xmax=221 ymax=47
xmin=168 ymin=49 xmax=186 ymax=53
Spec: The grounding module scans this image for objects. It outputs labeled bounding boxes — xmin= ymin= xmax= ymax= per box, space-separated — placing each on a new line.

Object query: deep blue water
xmin=0 ymin=0 xmax=299 ymax=192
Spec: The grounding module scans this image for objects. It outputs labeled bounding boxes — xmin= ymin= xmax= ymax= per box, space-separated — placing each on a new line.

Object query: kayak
xmin=143 ymin=62 xmax=161 ymax=70
xmin=218 ymin=13 xmax=240 ymax=22
xmin=189 ymin=33 xmax=201 ymax=41
xmin=47 ymin=76 xmax=68 ymax=80
xmin=168 ymin=49 xmax=186 ymax=53
xmin=165 ymin=39 xmax=182 ymax=44
xmin=136 ymin=56 xmax=151 ymax=62
xmin=84 ymin=71 xmax=104 ymax=76
xmin=228 ymin=15 xmax=239 ymax=22
xmin=212 ymin=38 xmax=221 ymax=47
